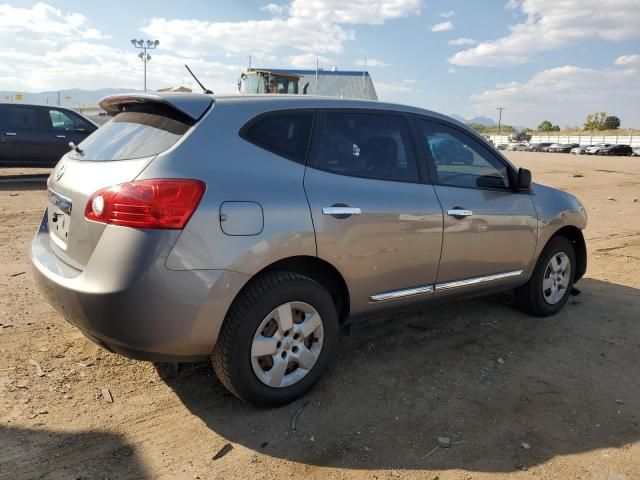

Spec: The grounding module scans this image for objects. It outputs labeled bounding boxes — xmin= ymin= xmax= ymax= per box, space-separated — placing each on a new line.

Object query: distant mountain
xmin=449 ymin=114 xmax=497 ymax=126
xmin=467 ymin=116 xmax=496 ymax=126
xmin=0 ymin=88 xmax=143 ymax=107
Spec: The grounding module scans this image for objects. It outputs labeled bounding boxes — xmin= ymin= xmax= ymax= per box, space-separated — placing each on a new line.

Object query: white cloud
xmin=450 ymin=0 xmax=640 ymax=66
xmin=0 ymin=1 xmax=424 ymax=92
xmin=468 ymin=62 xmax=640 ymax=126
xmin=506 ymin=0 xmax=521 ymax=10
xmin=142 ymin=17 xmax=352 ymax=56
xmin=448 ymin=68 xmax=456 ymax=74
xmin=615 ymin=54 xmax=640 ymax=65
xmin=261 ymin=3 xmax=288 ymax=17
xmin=376 ymin=78 xmax=421 ymax=103
xmin=439 ymin=10 xmax=455 ymax=18
xmin=448 ymin=37 xmax=477 ymax=46
xmin=355 ymin=58 xmax=391 ymax=67
xmin=0 ymin=3 xmax=239 ymax=92
xmin=143 ymin=0 xmax=423 ymax=57
xmin=287 ymin=53 xmax=332 ymax=68
xmin=376 ymin=81 xmax=414 ymax=94
xmin=288 ymin=0 xmax=423 ymax=25
xmin=0 ymin=2 xmax=108 ymax=49
xmin=431 ymin=21 xmax=453 ymax=32
xmin=0 ymin=41 xmax=239 ymax=92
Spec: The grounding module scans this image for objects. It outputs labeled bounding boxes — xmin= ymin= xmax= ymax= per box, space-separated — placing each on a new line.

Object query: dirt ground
xmin=1 ymin=152 xmax=639 ymax=480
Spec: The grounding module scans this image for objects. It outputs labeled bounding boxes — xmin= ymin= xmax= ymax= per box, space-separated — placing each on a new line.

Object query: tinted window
xmin=69 ymin=109 xmax=191 ymax=161
xmin=242 ymin=110 xmax=313 ymax=163
xmin=6 ymin=106 xmax=41 ymax=131
xmin=419 ymin=119 xmax=510 ymax=189
xmin=313 ymin=112 xmax=419 ymax=182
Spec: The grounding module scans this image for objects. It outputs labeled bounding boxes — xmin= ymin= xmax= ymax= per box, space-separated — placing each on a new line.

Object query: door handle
xmin=447 ymin=208 xmax=473 ymax=218
xmin=56 ymin=135 xmax=66 ymax=139
xmin=322 ymin=206 xmax=361 ymax=216
xmin=4 ymin=132 xmax=16 ymax=136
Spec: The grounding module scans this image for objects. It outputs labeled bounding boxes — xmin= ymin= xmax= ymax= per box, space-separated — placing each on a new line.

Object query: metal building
xmin=239 ymin=68 xmax=377 ymax=100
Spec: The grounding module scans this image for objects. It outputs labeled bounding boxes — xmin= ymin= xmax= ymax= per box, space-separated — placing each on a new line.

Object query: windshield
xmin=68 ymin=107 xmax=191 ymax=161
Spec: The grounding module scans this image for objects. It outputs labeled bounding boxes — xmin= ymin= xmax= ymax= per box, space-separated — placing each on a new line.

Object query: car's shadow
xmin=0 ymin=176 xmax=47 ymax=192
xmin=0 ymin=426 xmax=147 ymax=480
xmin=158 ymin=278 xmax=640 ymax=473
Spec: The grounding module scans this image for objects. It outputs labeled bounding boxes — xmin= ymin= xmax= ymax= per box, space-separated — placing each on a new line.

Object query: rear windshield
xmin=69 ymin=105 xmax=192 ymax=161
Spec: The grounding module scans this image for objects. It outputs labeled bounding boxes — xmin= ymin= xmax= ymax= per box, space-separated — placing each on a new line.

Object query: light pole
xmin=131 ymin=39 xmax=159 ymax=92
xmin=496 ymin=107 xmax=505 ymax=139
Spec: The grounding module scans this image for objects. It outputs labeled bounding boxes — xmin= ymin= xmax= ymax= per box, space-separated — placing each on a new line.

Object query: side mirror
xmin=516 ymin=167 xmax=532 ymax=191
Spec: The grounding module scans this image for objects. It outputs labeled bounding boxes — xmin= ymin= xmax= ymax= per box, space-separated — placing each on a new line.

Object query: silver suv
xmin=31 ymin=93 xmax=587 ymax=406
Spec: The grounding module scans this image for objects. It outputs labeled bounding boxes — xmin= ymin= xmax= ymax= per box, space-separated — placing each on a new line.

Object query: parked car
xmin=527 ymin=142 xmax=552 ymax=152
xmin=496 ymin=143 xmax=509 ymax=150
xmin=632 ymin=147 xmax=640 ymax=156
xmin=31 ymin=93 xmax=588 ymax=406
xmin=570 ymin=145 xmax=591 ymax=155
xmin=555 ymin=143 xmax=580 ymax=154
xmin=598 ymin=144 xmax=633 ymax=156
xmin=507 ymin=143 xmax=528 ymax=151
xmin=0 ymin=103 xmax=98 ymax=166
xmin=546 ymin=144 xmax=564 ymax=153
xmin=586 ymin=144 xmax=611 ymax=155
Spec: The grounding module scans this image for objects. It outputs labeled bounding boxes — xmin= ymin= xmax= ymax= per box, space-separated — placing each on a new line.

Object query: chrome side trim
xmin=435 ymin=270 xmax=523 ymax=291
xmin=370 ymin=285 xmax=433 ymax=302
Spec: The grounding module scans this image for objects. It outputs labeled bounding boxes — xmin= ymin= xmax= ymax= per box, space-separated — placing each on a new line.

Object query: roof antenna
xmin=184 ymin=64 xmax=213 ymax=94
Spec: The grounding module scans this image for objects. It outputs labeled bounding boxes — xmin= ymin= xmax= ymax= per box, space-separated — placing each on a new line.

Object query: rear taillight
xmin=85 ymin=179 xmax=206 ymax=229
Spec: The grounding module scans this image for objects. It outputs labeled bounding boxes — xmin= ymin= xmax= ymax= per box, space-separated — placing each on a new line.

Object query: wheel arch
xmin=546 ymin=226 xmax=587 ymax=281
xmin=253 ymin=255 xmax=351 ymax=323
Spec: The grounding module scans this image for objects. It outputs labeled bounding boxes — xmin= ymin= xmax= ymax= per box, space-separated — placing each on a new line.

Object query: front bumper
xmin=30 ymin=212 xmax=250 ymax=362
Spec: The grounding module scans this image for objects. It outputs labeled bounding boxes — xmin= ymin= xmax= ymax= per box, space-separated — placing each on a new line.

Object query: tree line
xmin=537 ymin=112 xmax=621 ymax=132
xmin=467 ymin=112 xmax=623 ymax=135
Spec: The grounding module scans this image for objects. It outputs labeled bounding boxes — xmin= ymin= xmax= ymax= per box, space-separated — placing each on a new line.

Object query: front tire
xmin=515 ymin=236 xmax=576 ymax=317
xmin=212 ymin=271 xmax=338 ymax=407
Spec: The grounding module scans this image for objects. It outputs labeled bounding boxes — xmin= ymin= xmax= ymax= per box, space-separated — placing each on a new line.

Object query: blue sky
xmin=1 ymin=1 xmax=639 ymax=127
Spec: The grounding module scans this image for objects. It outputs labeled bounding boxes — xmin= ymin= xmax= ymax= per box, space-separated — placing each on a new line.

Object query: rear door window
xmin=240 ymin=110 xmax=313 ymax=164
xmin=69 ymin=105 xmax=192 ymax=161
xmin=5 ymin=105 xmax=44 ymax=132
xmin=311 ymin=111 xmax=420 ymax=183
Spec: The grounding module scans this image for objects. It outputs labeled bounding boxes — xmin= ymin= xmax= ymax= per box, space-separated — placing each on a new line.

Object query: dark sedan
xmin=0 ymin=103 xmax=97 ymax=166
xmin=554 ymin=143 xmax=580 ymax=153
xmin=527 ymin=142 xmax=552 ymax=152
xmin=598 ymin=144 xmax=633 ymax=156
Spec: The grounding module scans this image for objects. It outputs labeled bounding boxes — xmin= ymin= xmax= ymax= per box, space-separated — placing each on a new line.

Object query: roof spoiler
xmin=99 ymin=92 xmax=213 ymax=121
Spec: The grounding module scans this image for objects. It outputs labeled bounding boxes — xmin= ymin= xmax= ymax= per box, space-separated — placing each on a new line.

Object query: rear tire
xmin=212 ymin=271 xmax=338 ymax=407
xmin=515 ymin=236 xmax=576 ymax=317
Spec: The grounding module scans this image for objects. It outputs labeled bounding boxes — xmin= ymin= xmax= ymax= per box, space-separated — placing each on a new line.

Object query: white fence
xmin=489 ymin=134 xmax=640 ymax=147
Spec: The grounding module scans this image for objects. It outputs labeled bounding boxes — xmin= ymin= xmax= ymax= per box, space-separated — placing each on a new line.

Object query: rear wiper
xmin=68 ymin=142 xmax=83 ymax=155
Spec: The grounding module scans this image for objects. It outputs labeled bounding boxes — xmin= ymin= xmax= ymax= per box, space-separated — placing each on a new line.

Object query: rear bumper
xmin=30 ymin=212 xmax=250 ymax=362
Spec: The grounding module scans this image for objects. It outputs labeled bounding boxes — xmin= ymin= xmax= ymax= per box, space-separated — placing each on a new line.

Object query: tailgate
xmin=45 ymin=93 xmax=210 ymax=269
xmin=47 ymin=157 xmax=156 ymax=269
